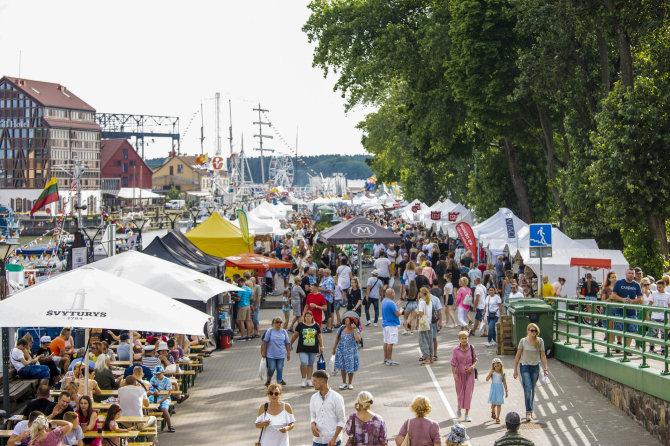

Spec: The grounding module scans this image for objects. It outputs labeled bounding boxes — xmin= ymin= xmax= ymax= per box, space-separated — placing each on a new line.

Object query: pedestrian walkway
xmin=160 ymin=308 xmax=659 ymax=445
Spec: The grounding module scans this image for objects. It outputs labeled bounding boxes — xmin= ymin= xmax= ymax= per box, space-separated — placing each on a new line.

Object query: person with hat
xmin=150 ymin=366 xmax=175 ymax=432
xmin=157 ymin=341 xmax=175 ymax=368
xmin=446 ymin=424 xmax=471 ymax=445
xmin=116 ymin=333 xmax=132 ymax=362
xmin=141 ymin=344 xmax=161 ymax=371
xmin=365 ymin=270 xmax=384 ymax=327
xmin=35 ymin=336 xmax=62 ymax=385
xmin=494 ymin=412 xmax=535 ymax=446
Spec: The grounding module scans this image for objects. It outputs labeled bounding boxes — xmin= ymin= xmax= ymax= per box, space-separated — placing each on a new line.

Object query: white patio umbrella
xmin=90 ymin=251 xmax=241 ymax=302
xmin=0 ymin=266 xmax=211 ymax=395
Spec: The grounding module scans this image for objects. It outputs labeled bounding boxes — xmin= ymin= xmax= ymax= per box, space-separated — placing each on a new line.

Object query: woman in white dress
xmin=255 ymin=383 xmax=295 ymax=446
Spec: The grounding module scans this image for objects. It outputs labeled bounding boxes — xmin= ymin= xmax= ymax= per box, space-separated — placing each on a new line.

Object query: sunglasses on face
xmin=529 ymin=329 xmax=538 ymax=333
xmin=269 ymin=391 xmax=280 ymax=396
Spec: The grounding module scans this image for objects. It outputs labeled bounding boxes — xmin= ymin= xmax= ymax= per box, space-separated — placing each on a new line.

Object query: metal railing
xmin=551 ymin=297 xmax=670 ymax=375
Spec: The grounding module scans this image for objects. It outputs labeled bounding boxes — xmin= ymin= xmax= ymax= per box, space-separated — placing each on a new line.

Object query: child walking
xmin=486 ymin=358 xmax=508 ymax=423
xmin=281 ymin=289 xmax=292 ymax=329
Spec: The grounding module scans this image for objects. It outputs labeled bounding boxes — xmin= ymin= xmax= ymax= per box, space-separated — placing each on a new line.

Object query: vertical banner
xmin=456 ymin=222 xmax=477 ymax=255
xmin=430 ymin=211 xmax=441 ymax=221
xmin=236 ymin=209 xmax=251 ymax=250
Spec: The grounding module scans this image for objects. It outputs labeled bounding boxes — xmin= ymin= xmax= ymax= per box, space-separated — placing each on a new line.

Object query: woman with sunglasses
xmin=255 ymin=383 xmax=295 ymax=446
xmin=261 ymin=318 xmax=291 ymax=387
xmin=512 ymin=322 xmax=548 ymax=422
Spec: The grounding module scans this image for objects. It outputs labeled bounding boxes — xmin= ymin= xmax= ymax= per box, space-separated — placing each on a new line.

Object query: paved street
xmin=161 ymin=307 xmax=659 ymax=445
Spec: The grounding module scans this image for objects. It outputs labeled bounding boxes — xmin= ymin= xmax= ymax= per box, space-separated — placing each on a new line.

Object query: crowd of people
xmin=6 ymin=328 xmax=206 ymax=445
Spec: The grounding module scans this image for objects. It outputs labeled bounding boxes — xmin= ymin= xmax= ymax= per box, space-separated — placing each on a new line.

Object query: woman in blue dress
xmin=332 ymin=315 xmax=361 ymax=390
xmin=486 ymin=358 xmax=508 ymax=424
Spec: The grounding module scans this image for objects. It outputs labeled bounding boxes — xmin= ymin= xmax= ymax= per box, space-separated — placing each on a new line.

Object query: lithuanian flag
xmin=30 ymin=176 xmax=59 ymax=216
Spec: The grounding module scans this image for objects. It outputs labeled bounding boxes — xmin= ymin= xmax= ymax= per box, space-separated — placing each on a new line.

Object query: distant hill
xmin=145 ymin=154 xmax=373 ymax=187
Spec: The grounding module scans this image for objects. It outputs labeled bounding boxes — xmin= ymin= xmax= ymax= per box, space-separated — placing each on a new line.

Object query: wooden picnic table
xmin=84 ymin=430 xmax=140 ymax=439
xmin=96 ymin=416 xmax=151 ymax=425
xmin=111 ymin=360 xmax=130 ymax=367
xmin=164 ymin=369 xmax=196 ymax=393
xmin=94 ymin=403 xmax=159 ymax=411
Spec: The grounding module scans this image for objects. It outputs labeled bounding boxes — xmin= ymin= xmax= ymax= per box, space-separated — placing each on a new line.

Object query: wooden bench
xmin=0 ymin=369 xmax=40 ymax=408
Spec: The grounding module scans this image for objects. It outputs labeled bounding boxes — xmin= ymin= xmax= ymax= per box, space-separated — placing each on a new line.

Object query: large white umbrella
xmin=90 ymin=251 xmax=241 ymax=302
xmin=0 ymin=266 xmax=210 ymax=334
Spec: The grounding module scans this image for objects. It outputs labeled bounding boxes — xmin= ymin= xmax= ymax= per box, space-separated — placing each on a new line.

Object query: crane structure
xmin=95 ymin=113 xmax=180 ymax=158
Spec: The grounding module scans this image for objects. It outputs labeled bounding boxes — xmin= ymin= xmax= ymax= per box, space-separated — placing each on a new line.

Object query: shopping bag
xmin=258 ymin=357 xmax=267 ymax=381
xmin=317 ymin=353 xmax=326 ymax=370
xmin=329 ymin=355 xmax=336 ymax=374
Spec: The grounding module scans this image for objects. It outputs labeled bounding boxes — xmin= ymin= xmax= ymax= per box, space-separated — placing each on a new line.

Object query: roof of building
xmin=1 ymin=76 xmax=96 ymax=111
xmin=100 ymin=138 xmax=151 ymax=173
xmin=157 ymin=154 xmax=199 ymax=170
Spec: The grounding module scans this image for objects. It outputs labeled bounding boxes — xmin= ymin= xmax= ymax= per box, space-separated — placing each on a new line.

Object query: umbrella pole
xmin=84 ymin=328 xmax=89 ymax=396
xmin=358 ymin=243 xmax=363 ymax=289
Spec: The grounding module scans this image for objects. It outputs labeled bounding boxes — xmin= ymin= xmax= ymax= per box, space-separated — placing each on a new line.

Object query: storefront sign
xmin=0 ymin=119 xmax=29 ymax=128
xmin=448 ymin=212 xmax=459 ymax=222
xmin=411 ymin=204 xmax=420 ymax=213
xmin=430 ymin=211 xmax=441 ymax=221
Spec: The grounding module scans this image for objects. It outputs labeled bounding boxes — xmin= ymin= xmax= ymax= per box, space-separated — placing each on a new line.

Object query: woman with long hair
xmin=347 ymin=278 xmax=363 ymax=317
xmin=513 ymin=323 xmax=548 ymax=422
xmin=455 ymin=277 xmax=472 ymax=330
xmin=402 ymin=261 xmax=417 ymax=300
xmin=417 ymin=287 xmax=434 ymax=364
xmin=76 ymin=395 xmax=101 ymax=446
xmin=602 ymin=271 xmax=618 ymax=345
xmin=402 ymin=279 xmax=419 ymax=335
xmin=93 ymin=355 xmax=118 ymax=390
xmin=443 ymin=272 xmax=457 ymax=328
xmin=332 ymin=315 xmax=361 ymax=390
xmin=102 ymin=404 xmax=130 ymax=445
xmin=289 ymin=310 xmax=323 ymax=388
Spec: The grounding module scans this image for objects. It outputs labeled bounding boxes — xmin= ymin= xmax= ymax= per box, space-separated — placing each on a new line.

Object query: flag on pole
xmin=30 ymin=176 xmax=59 ymax=216
xmin=236 ymin=209 xmax=251 ymax=249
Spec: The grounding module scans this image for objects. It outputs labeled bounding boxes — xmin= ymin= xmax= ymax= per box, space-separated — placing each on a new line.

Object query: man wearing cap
xmin=364 ymin=270 xmax=384 ymax=327
xmin=116 ymin=333 xmax=132 ymax=362
xmin=150 ymin=366 xmax=175 ymax=432
xmin=35 ymin=336 xmax=61 ymax=384
xmin=142 ymin=344 xmax=162 ymax=371
xmin=494 ymin=412 xmax=535 ymax=445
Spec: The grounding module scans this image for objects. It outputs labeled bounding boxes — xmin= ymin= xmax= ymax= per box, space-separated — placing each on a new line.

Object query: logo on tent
xmin=350 ymin=224 xmax=377 ymax=237
xmin=46 ymin=289 xmax=107 ymax=320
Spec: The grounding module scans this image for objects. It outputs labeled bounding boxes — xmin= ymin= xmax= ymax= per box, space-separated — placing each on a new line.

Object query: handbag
xmin=316 ymin=353 xmax=326 ymax=371
xmin=463 ymin=291 xmax=473 ymax=307
xmin=258 ymin=357 xmax=267 ymax=381
xmin=400 ymin=419 xmax=411 ymax=446
xmin=345 ymin=413 xmax=356 ymax=446
xmin=470 ymin=345 xmax=478 ymax=380
xmin=255 ymin=402 xmax=269 ymax=446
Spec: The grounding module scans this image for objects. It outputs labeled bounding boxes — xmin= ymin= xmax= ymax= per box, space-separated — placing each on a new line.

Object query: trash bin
xmin=218 ymin=329 xmax=234 ymax=349
xmin=507 ymin=299 xmax=555 ymax=352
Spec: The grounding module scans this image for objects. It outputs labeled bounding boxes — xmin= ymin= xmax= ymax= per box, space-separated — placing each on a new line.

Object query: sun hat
xmin=143 ymin=345 xmax=155 ymax=351
xmin=446 ymin=424 xmax=470 ymax=443
xmin=158 ymin=342 xmax=169 ymax=351
xmin=40 ymin=336 xmax=51 ymax=344
xmin=153 ymin=365 xmax=165 ymax=374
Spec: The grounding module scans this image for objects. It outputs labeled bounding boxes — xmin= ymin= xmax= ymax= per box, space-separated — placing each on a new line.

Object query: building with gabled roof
xmin=0 ymin=76 xmax=101 ymax=214
xmin=152 ymin=152 xmax=203 ymax=193
xmin=101 ymin=139 xmax=152 ymax=189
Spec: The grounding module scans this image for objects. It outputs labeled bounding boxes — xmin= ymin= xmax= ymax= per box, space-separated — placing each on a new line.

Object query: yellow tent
xmin=185 ymin=212 xmax=253 ymax=258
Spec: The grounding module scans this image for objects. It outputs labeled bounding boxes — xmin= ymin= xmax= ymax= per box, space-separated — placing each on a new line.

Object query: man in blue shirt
xmin=235 ymin=278 xmax=254 ymax=341
xmin=116 ymin=333 xmax=132 ymax=362
xmin=319 ymin=269 xmax=335 ymax=333
xmin=612 ymin=268 xmax=643 ymax=348
xmin=381 ymin=288 xmax=402 ymax=366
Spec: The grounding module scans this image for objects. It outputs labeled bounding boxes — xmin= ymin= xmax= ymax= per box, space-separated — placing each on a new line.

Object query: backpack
xmin=431 ymin=305 xmax=440 ymax=324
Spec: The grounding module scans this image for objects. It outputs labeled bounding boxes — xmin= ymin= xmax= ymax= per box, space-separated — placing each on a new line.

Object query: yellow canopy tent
xmin=185 ymin=212 xmax=253 ymax=259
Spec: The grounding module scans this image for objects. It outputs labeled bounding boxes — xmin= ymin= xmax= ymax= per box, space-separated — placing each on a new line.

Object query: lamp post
xmin=0 ymin=241 xmax=17 ymax=414
xmin=187 ymin=207 xmax=199 ymax=227
xmin=131 ymin=217 xmax=148 ymax=251
xmin=81 ymin=224 xmax=103 ymax=263
xmin=165 ymin=211 xmax=179 ymax=231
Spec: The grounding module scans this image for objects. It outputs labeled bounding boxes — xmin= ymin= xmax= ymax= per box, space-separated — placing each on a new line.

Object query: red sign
xmin=448 ymin=212 xmax=459 ymax=222
xmin=430 ymin=211 xmax=441 ymax=221
xmin=411 ymin=204 xmax=420 ymax=213
xmin=212 ymin=156 xmax=225 ymax=170
xmin=393 ymin=203 xmax=402 ymax=209
xmin=456 ymin=222 xmax=477 ymax=255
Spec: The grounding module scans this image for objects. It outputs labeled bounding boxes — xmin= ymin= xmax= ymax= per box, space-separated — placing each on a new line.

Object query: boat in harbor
xmin=0 ymin=205 xmax=21 ymax=243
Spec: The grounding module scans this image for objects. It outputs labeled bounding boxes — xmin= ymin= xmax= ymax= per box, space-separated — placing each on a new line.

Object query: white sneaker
xmin=347 ymin=384 xmax=354 ymax=390
xmin=373 ymin=323 xmax=378 ymax=327
xmin=464 ymin=415 xmax=472 ymax=422
xmin=485 ymin=342 xmax=492 ymax=347
xmin=301 ymin=379 xmax=307 ymax=387
xmin=457 ymin=408 xmax=462 ymax=418
xmin=401 ymin=330 xmax=409 ymax=335
xmin=409 ymin=331 xmax=414 ymax=335
xmin=339 ymin=384 xmax=348 ymax=390
xmin=307 ymin=379 xmax=313 ymax=386
xmin=365 ymin=321 xmax=371 ymax=326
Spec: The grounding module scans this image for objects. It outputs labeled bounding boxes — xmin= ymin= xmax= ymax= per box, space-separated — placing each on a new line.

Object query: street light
xmin=187 ymin=207 xmax=199 ymax=227
xmin=165 ymin=211 xmax=180 ymax=230
xmin=0 ymin=241 xmax=17 ymax=414
xmin=131 ymin=217 xmax=148 ymax=251
xmin=81 ymin=224 xmax=103 ymax=263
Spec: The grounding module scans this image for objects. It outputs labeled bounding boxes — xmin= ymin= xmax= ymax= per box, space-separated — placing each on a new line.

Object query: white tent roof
xmin=116 ymin=188 xmax=162 ymax=199
xmin=522 ymin=248 xmax=629 ymax=298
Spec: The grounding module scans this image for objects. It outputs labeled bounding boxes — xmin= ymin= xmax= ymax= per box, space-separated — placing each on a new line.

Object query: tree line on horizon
xmin=304 ymin=0 xmax=670 ymax=276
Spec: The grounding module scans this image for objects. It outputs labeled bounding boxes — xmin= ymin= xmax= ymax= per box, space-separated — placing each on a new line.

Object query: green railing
xmin=551 ymin=297 xmax=670 ymax=375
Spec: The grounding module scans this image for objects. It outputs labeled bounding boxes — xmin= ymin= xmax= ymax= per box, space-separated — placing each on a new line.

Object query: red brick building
xmin=100 ymin=139 xmax=152 ymax=189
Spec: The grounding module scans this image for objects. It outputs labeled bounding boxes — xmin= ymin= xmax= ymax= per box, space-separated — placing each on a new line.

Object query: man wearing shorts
xmin=235 ymin=279 xmax=254 ymax=341
xmin=381 ymin=288 xmax=402 ymax=366
xmin=319 ymin=269 xmax=335 ymax=333
xmin=472 ymin=277 xmax=487 ymax=336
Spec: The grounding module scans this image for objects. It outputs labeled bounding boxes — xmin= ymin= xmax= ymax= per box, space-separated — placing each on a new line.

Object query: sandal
xmin=491 ymin=410 xmax=496 ymax=420
xmin=495 ymin=418 xmax=500 ymax=424
xmin=526 ymin=412 xmax=532 ymax=422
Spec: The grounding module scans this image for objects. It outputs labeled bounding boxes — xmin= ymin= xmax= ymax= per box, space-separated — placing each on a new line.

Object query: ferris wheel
xmin=268 ymin=156 xmax=294 ymax=188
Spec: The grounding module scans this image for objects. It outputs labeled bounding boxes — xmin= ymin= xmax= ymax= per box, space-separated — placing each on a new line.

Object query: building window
xmin=122 ymin=177 xmax=128 ymax=187
xmin=169 ymin=166 xmax=173 ymax=175
xmin=122 ymin=148 xmax=128 ymax=159
xmin=177 ymin=164 xmax=183 ymax=174
xmin=122 ymin=163 xmax=128 ymax=173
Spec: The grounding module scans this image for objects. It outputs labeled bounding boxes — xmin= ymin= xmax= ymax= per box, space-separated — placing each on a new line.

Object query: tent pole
xmin=84 ymin=328 xmax=89 ymax=396
xmin=358 ymin=243 xmax=363 ymax=289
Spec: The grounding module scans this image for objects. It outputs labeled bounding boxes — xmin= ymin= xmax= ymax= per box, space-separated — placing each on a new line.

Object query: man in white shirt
xmin=310 ymin=370 xmax=345 ymax=446
xmin=373 ymin=243 xmax=385 ymax=259
xmin=649 ymin=280 xmax=670 ymax=353
xmin=118 ymin=375 xmax=156 ymax=428
xmin=374 ymin=251 xmax=392 ymax=286
xmin=472 ymin=277 xmax=487 ymax=336
xmin=509 ymin=283 xmax=525 ymax=300
xmin=335 ymin=258 xmax=353 ymax=293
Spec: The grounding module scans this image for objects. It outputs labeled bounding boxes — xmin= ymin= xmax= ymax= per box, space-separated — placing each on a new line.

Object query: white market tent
xmin=400 ymin=199 xmax=428 ymax=221
xmin=473 ymin=208 xmax=529 ymax=257
xmin=421 ymin=201 xmax=475 ymax=237
xmin=116 ymin=188 xmax=162 ymax=200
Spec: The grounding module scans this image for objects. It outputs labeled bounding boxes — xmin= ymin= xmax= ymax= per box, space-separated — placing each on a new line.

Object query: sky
xmin=0 ymin=0 xmax=372 ymax=160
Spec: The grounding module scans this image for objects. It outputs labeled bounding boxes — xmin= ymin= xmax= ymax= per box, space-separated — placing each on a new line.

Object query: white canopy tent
xmin=473 ymin=208 xmax=529 ymax=257
xmin=116 ymin=188 xmax=162 ymax=199
xmin=90 ymin=251 xmax=241 ymax=302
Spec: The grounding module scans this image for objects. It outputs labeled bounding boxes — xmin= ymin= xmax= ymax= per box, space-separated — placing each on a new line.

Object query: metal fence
xmin=551 ymin=297 xmax=670 ymax=375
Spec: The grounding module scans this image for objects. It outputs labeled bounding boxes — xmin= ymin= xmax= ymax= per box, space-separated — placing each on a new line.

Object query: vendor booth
xmin=185 ymin=212 xmax=253 ymax=258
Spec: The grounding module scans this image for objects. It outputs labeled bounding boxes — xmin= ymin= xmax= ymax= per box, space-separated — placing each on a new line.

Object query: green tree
xmin=167 ymin=186 xmax=181 ymax=201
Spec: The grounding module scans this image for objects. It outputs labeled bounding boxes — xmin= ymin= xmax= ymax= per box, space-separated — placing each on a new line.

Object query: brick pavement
xmin=161 ymin=308 xmax=659 ymax=445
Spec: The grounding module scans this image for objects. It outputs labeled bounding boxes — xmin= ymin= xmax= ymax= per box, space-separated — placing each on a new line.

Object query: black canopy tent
xmin=143 ymin=237 xmax=216 ymax=276
xmin=320 ymin=216 xmax=401 ymax=286
xmin=161 ymin=230 xmax=226 ymax=278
